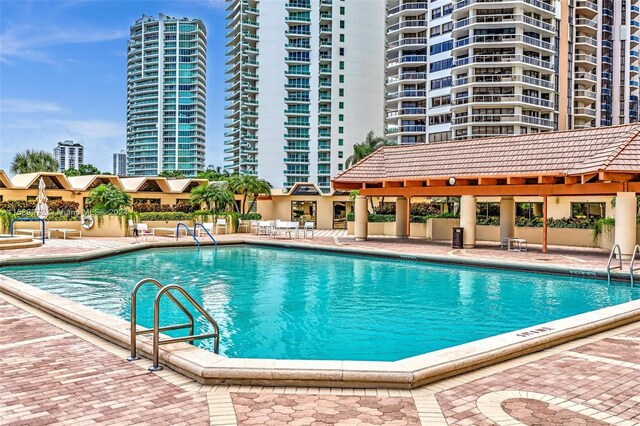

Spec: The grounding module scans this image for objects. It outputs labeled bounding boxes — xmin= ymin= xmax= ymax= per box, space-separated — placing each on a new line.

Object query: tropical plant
xmin=344 ymin=131 xmax=396 ymax=169
xmin=592 ymin=217 xmax=616 ymax=243
xmin=190 ymin=184 xmax=234 ymax=212
xmin=10 ymin=150 xmax=59 ymax=175
xmin=64 ymin=164 xmax=102 ymax=176
xmin=196 ymin=168 xmax=231 ymax=181
xmin=159 ymin=170 xmax=186 ymax=179
xmin=228 ymin=174 xmax=272 ymax=214
xmin=86 ymin=184 xmax=132 ymax=212
xmin=349 ymin=190 xmax=359 ymax=203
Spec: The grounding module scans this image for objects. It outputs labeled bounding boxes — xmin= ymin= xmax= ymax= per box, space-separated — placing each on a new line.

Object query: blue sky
xmin=0 ymin=0 xmax=228 ymax=174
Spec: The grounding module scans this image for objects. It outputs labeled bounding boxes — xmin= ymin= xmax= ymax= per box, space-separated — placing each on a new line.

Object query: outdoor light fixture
xmin=448 ymin=177 xmax=456 ymax=186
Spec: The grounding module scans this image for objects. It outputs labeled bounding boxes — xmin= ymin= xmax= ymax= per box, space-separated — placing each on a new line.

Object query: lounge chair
xmin=215 ymin=218 xmax=228 ymax=234
xmin=48 ymin=228 xmax=82 ymax=239
xmin=196 ymin=222 xmax=214 ymax=237
xmin=301 ymin=221 xmax=315 ymax=239
xmin=136 ymin=223 xmax=155 ymax=242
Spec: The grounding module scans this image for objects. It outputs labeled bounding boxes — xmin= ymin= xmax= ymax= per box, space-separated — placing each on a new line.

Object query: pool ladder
xmin=127 ymin=278 xmax=220 ymax=371
xmin=606 ymin=244 xmax=640 ymax=287
xmin=175 ymin=222 xmax=218 ymax=248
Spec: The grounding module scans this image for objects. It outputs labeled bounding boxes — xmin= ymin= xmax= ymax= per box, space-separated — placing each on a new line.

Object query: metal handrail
xmin=631 ymin=245 xmax=640 ymax=287
xmin=176 ymin=222 xmax=200 ymax=246
xmin=10 ymin=218 xmax=46 ymax=245
xmin=150 ymin=284 xmax=220 ymax=371
xmin=607 ymin=244 xmax=622 ymax=287
xmin=193 ymin=222 xmax=218 ymax=248
xmin=127 ymin=278 xmax=195 ymax=361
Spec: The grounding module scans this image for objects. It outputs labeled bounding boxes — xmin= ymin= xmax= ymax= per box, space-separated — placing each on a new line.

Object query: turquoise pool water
xmin=1 ymin=246 xmax=639 ymax=361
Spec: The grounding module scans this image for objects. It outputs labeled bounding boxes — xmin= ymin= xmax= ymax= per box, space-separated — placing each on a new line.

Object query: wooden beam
xmin=478 ymin=178 xmax=498 ymax=185
xmin=357 ymin=182 xmax=625 ymax=197
xmin=598 ymin=172 xmax=637 ymax=182
xmin=629 ymin=182 xmax=640 ymax=192
xmin=581 ymin=173 xmax=598 ymax=184
xmin=564 ymin=176 xmax=579 ymax=185
xmin=538 ymin=176 xmax=558 ymax=184
xmin=542 ymin=196 xmax=548 ymax=254
xmin=404 ymin=180 xmax=424 ymax=188
xmin=507 ymin=177 xmax=526 ymax=185
xmin=427 ymin=179 xmax=448 ymax=187
xmin=382 ymin=181 xmax=403 ymax=188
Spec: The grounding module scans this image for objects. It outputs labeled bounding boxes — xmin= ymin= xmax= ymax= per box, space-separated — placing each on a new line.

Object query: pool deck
xmin=1 ymin=235 xmax=640 ymax=424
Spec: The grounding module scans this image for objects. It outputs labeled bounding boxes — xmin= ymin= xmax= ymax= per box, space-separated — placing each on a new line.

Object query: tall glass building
xmin=224 ymin=0 xmax=386 ymax=192
xmin=126 ymin=14 xmax=207 ymax=177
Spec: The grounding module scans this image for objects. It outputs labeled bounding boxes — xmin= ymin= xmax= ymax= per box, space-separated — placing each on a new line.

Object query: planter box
xmin=476 ymin=225 xmax=499 ymax=241
xmin=83 ymin=216 xmax=127 ymax=237
xmin=409 ymin=223 xmax=426 ymax=238
xmin=426 ymin=218 xmax=460 ymax=240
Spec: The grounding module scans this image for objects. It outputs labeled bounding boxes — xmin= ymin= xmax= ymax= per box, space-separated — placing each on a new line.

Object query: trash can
xmin=452 ymin=227 xmax=464 ymax=249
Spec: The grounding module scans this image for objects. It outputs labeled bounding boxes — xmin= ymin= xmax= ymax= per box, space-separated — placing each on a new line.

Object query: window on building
xmin=339 ymin=101 xmax=344 ymax=109
xmin=571 ymin=203 xmax=606 ymax=219
xmin=338 ymin=138 xmax=344 ymax=146
xmin=339 ymin=75 xmax=344 ymax=83
xmin=339 ymin=114 xmax=344 ymax=121
xmin=339 ymin=47 xmax=345 ymax=56
xmin=338 ymin=151 xmax=343 ymax=158
xmin=339 ymin=126 xmax=344 ymax=133
xmin=340 ymin=6 xmax=345 ymax=14
xmin=340 ymin=34 xmax=345 ymax=42
xmin=339 ymin=61 xmax=344 ymax=69
xmin=340 ymin=20 xmax=345 ymax=29
xmin=339 ymin=88 xmax=344 ymax=96
xmin=338 ymin=164 xmax=343 ymax=171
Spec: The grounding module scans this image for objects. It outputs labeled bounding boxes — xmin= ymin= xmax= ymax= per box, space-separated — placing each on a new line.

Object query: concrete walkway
xmin=1 ymin=236 xmax=639 ymax=425
xmin=1 ymin=291 xmax=639 ymax=425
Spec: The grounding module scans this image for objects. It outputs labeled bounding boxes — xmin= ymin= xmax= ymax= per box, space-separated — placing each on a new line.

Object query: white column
xmin=395 ymin=196 xmax=409 ymax=238
xmin=355 ymin=195 xmax=369 ymax=241
xmin=460 ymin=195 xmax=477 ymax=249
xmin=499 ymin=196 xmax=515 ymax=243
xmin=615 ymin=192 xmax=637 ymax=259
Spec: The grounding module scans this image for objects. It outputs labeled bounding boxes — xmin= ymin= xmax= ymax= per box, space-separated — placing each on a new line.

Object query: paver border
xmin=1 ymin=240 xmax=639 ymax=388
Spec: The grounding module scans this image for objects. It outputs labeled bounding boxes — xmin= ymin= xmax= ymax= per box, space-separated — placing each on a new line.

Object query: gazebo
xmin=332 ymin=124 xmax=640 ymax=256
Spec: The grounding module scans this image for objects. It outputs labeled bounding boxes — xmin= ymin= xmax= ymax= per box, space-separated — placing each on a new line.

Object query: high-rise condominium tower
xmin=126 ymin=14 xmax=207 ymax=177
xmin=224 ymin=0 xmax=386 ymax=192
xmin=53 ymin=140 xmax=84 ymax=172
xmin=113 ymin=150 xmax=127 ymax=176
xmin=385 ymin=0 xmax=640 ymax=143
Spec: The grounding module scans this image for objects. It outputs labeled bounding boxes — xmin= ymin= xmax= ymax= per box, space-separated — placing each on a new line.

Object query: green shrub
xmin=0 ymin=210 xmax=15 ymax=233
xmin=346 ymin=213 xmax=395 ymax=222
xmin=138 ymin=212 xmax=192 ymax=221
xmin=592 ymin=217 xmax=615 ymax=242
xmin=410 ymin=215 xmax=426 ymax=223
xmin=424 ymin=212 xmax=459 ymax=219
xmin=515 ymin=217 xmax=543 ymax=227
xmin=477 ymin=216 xmax=500 ymax=226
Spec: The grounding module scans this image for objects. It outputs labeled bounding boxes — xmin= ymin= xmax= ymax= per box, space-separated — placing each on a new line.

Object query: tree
xmin=196 ymin=168 xmax=230 ymax=181
xmin=159 ymin=170 xmax=185 ymax=179
xmin=10 ymin=150 xmax=59 ymax=175
xmin=64 ymin=164 xmax=101 ymax=177
xmin=86 ymin=184 xmax=132 ymax=212
xmin=228 ymin=174 xmax=272 ymax=214
xmin=190 ymin=184 xmax=234 ymax=212
xmin=344 ymin=131 xmax=396 ymax=169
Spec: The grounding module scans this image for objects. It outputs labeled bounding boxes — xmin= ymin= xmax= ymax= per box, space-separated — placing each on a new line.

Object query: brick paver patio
xmin=1 ymin=236 xmax=640 ymax=425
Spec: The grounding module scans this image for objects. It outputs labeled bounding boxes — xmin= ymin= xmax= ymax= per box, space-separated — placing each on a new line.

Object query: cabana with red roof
xmin=332 ymin=124 xmax=640 ymax=256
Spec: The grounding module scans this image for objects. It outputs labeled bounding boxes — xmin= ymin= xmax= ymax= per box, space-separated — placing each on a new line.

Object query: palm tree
xmin=159 ymin=170 xmax=185 ymax=179
xmin=86 ymin=184 xmax=132 ymax=212
xmin=10 ymin=150 xmax=59 ymax=175
xmin=196 ymin=168 xmax=230 ymax=181
xmin=190 ymin=184 xmax=234 ymax=212
xmin=64 ymin=164 xmax=102 ymax=177
xmin=228 ymin=174 xmax=272 ymax=214
xmin=344 ymin=131 xmax=396 ymax=169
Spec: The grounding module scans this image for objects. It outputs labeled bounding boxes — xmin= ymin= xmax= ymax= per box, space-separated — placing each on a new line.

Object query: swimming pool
xmin=2 ymin=245 xmax=638 ymax=361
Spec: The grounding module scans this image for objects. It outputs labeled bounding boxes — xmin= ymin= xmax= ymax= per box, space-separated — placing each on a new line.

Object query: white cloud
xmin=0 ymin=98 xmax=66 ymax=114
xmin=0 ymin=24 xmax=128 ymax=65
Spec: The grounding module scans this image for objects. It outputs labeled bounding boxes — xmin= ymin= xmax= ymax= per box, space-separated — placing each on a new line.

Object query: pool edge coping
xmin=0 ymin=237 xmax=634 ymax=281
xmin=1 ymin=242 xmax=639 ymax=388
